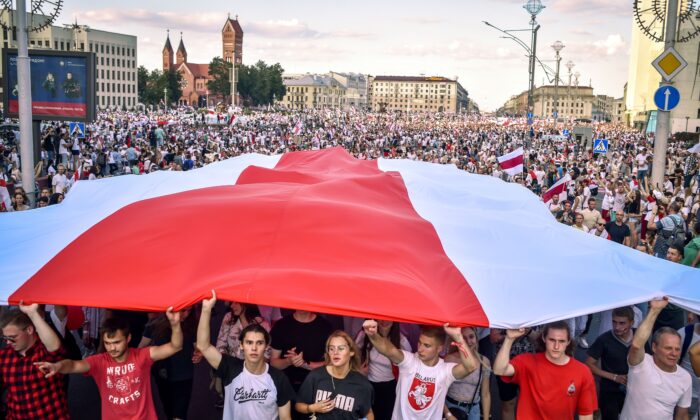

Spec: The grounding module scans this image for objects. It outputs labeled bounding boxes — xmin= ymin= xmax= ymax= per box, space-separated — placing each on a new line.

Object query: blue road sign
xmin=552 ymin=111 xmax=558 ymax=118
xmin=527 ymin=112 xmax=533 ymax=119
xmin=562 ymin=129 xmax=570 ymax=136
xmin=653 ymin=85 xmax=680 ymax=111
xmin=69 ymin=122 xmax=85 ymax=138
xmin=593 ymin=139 xmax=609 ymax=154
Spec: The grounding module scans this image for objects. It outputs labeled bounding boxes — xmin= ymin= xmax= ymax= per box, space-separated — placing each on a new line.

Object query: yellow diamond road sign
xmin=652 ymin=47 xmax=687 ymax=81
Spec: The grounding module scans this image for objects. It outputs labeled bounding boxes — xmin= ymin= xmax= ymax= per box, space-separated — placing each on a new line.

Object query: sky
xmin=61 ymin=0 xmax=633 ymax=111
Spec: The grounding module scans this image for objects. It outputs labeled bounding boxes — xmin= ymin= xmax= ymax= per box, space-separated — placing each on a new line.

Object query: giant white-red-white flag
xmin=542 ymin=174 xmax=571 ymax=203
xmin=497 ymin=147 xmax=524 ymax=178
xmin=0 ymin=148 xmax=698 ymax=328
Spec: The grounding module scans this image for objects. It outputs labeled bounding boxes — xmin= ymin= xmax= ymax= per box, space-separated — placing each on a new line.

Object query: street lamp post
xmin=551 ymin=41 xmax=564 ymax=121
xmin=163 ymin=88 xmax=167 ymax=110
xmin=523 ymin=0 xmax=545 ymax=129
xmin=566 ymin=60 xmax=574 ymax=119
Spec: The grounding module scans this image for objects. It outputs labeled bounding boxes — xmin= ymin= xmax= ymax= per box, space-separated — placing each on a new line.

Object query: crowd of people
xmin=1 ymin=107 xmax=700 ymax=419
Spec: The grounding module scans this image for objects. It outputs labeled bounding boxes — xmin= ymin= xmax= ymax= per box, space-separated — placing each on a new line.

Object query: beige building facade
xmin=502 ymin=85 xmax=596 ymax=120
xmin=369 ymin=76 xmax=468 ymax=113
xmin=280 ymin=74 xmax=347 ymax=109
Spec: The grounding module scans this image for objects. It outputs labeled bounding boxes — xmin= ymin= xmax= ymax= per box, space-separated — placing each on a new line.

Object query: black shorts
xmin=71 ymin=149 xmax=80 ymax=156
xmin=496 ymin=375 xmax=519 ymax=402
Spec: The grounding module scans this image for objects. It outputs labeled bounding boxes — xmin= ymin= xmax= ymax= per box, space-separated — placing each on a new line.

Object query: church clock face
xmin=180 ymin=78 xmax=188 ymax=89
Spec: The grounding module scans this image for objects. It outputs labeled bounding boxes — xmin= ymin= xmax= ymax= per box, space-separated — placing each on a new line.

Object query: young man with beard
xmin=585 ymin=306 xmax=635 ymax=420
xmin=36 ymin=308 xmax=183 ymax=420
xmin=362 ymin=319 xmax=477 ymax=420
xmin=197 ymin=290 xmax=294 ymax=419
xmin=620 ymin=298 xmax=691 ymax=420
xmin=493 ymin=321 xmax=597 ymax=420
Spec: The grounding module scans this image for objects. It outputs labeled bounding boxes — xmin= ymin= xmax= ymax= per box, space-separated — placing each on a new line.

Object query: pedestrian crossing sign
xmin=69 ymin=122 xmax=85 ymax=139
xmin=593 ymin=139 xmax=608 ymax=154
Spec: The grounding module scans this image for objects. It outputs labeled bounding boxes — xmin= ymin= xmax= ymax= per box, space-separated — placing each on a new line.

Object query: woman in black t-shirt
xmin=296 ymin=330 xmax=374 ymax=419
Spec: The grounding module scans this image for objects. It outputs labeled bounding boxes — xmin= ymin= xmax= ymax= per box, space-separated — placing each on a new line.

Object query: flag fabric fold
xmin=497 ymin=147 xmax=524 ymax=178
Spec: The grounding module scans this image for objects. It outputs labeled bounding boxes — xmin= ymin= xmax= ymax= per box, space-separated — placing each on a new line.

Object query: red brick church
xmin=162 ymin=15 xmax=243 ymax=106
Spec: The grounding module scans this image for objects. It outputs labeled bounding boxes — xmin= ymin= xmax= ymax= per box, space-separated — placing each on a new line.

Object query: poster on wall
xmin=2 ymin=49 xmax=96 ymax=122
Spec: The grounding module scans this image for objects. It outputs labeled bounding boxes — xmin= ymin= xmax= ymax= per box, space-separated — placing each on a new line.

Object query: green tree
xmin=137 ymin=65 xmax=150 ymax=104
xmin=164 ymin=69 xmax=183 ymax=105
xmin=237 ymin=60 xmax=286 ymax=106
xmin=207 ymin=57 xmax=232 ymax=100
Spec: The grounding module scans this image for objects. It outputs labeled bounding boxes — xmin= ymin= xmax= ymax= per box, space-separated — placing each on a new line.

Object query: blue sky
xmin=62 ymin=0 xmax=632 ymax=110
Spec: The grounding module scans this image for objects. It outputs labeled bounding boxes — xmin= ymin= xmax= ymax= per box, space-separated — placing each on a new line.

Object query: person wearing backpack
xmin=648 ymin=202 xmax=686 ymax=259
xmin=677 ymin=321 xmax=700 ymax=420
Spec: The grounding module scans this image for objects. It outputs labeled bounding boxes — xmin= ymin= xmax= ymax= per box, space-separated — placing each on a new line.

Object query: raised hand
xmin=165 ymin=307 xmax=182 ymax=325
xmin=506 ymin=328 xmax=527 ymax=340
xmin=363 ymin=319 xmax=378 ymax=337
xmin=443 ymin=323 xmax=463 ymax=342
xmin=18 ymin=301 xmax=39 ymax=315
xmin=649 ymin=296 xmax=669 ymax=311
xmin=202 ymin=289 xmax=217 ymax=312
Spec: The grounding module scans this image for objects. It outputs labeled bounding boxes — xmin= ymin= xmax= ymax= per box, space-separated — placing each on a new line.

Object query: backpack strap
xmin=680 ymin=324 xmax=695 ymax=364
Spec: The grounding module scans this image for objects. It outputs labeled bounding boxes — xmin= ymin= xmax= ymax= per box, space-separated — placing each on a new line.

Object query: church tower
xmin=162 ymin=30 xmax=174 ymax=72
xmin=176 ymin=32 xmax=187 ymax=66
xmin=222 ymin=14 xmax=244 ymax=65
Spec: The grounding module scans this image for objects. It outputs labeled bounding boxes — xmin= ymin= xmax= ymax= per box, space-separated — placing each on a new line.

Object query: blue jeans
xmin=446 ymin=398 xmax=481 ymax=420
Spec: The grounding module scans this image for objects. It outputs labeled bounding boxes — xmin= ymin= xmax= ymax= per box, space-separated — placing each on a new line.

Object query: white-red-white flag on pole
xmin=497 ymin=147 xmax=524 ymax=178
xmin=293 ymin=121 xmax=303 ymax=135
xmin=542 ymin=174 xmax=571 ymax=203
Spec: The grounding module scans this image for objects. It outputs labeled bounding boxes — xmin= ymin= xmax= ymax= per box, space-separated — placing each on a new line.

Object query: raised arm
xmin=196 ymin=290 xmax=222 ymax=370
xmin=493 ymin=328 xmax=526 ymax=377
xmin=362 ymin=319 xmax=404 ymax=365
xmin=149 ymin=307 xmax=183 ymax=362
xmin=629 ymin=298 xmax=668 ymax=367
xmin=444 ymin=324 xmax=477 ymax=379
xmin=19 ymin=303 xmax=60 ymax=352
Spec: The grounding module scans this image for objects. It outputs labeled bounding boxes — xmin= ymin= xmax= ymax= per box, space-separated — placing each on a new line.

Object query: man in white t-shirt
xmin=678 ymin=321 xmax=700 ymax=419
xmin=620 ymin=298 xmax=692 ymax=420
xmin=636 ymin=149 xmax=649 ymax=182
xmin=196 ymin=290 xmax=294 ymax=420
xmin=51 ymin=164 xmax=69 ymax=194
xmin=362 ymin=320 xmax=477 ymax=420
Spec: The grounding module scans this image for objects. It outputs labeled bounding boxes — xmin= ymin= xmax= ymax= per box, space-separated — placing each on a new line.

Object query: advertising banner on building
xmin=2 ymin=49 xmax=96 ymax=122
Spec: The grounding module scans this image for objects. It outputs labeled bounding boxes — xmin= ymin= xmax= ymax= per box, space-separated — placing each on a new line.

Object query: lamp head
xmin=523 ymin=0 xmax=546 ymax=16
xmin=551 ymin=40 xmax=564 ymax=52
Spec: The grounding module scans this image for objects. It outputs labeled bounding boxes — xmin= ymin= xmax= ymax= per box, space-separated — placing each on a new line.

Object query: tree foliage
xmin=137 ymin=68 xmax=183 ymax=106
xmin=237 ymin=60 xmax=286 ymax=106
xmin=207 ymin=57 xmax=232 ymax=100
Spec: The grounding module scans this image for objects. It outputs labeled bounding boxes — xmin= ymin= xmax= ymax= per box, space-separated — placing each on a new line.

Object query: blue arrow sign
xmin=552 ymin=111 xmax=558 ymax=118
xmin=562 ymin=129 xmax=570 ymax=136
xmin=593 ymin=139 xmax=608 ymax=154
xmin=527 ymin=112 xmax=533 ymax=119
xmin=653 ymin=85 xmax=680 ymax=111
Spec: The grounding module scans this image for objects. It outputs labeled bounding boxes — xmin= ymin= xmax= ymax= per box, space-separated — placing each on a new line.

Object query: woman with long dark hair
xmin=215 ymin=301 xmax=271 ymax=360
xmin=296 ymin=330 xmax=374 ymax=419
xmin=139 ymin=306 xmax=198 ymax=420
xmin=355 ymin=320 xmax=411 ymax=420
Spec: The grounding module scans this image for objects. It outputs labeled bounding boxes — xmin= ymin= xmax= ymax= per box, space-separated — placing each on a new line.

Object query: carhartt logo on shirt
xmin=567 ymin=382 xmax=576 ymax=396
xmin=233 ymin=387 xmax=271 ymax=402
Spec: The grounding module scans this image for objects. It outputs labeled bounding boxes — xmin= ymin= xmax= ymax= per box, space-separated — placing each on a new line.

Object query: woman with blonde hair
xmin=296 ymin=330 xmax=374 ymax=419
xmin=443 ymin=327 xmax=491 ymax=420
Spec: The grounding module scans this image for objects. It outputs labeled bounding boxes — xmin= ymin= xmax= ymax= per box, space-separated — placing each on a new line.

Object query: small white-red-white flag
xmin=0 ymin=180 xmax=11 ymax=211
xmin=542 ymin=174 xmax=571 ymax=203
xmin=497 ymin=147 xmax=524 ymax=178
xmin=293 ymin=121 xmax=303 ymax=135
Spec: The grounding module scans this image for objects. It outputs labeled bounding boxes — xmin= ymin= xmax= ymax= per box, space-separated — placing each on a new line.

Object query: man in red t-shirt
xmin=36 ymin=307 xmax=183 ymax=420
xmin=493 ymin=321 xmax=597 ymax=420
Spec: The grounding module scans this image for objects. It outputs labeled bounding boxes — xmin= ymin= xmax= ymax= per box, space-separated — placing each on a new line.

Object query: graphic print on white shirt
xmin=408 ymin=373 xmax=436 ymax=410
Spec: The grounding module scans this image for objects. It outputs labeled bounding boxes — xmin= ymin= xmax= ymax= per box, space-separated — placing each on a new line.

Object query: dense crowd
xmin=1 ymin=108 xmax=699 ymax=420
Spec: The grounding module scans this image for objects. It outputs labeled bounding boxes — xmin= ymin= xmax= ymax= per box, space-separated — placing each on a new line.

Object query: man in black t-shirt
xmin=270 ymin=310 xmax=333 ymax=420
xmin=196 ymin=290 xmax=295 ymax=420
xmin=585 ymin=306 xmax=635 ymax=420
xmin=605 ymin=217 xmax=631 ymax=246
